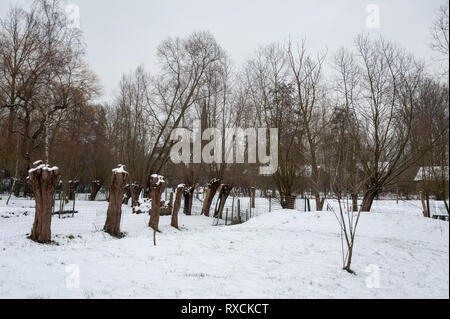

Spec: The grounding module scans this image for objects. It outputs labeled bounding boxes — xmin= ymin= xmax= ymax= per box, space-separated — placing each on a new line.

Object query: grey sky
xmin=0 ymin=0 xmax=445 ymax=102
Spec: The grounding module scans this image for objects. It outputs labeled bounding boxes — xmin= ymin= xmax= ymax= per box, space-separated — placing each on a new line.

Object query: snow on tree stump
xmin=130 ymin=182 xmax=142 ymax=214
xmin=27 ymin=160 xmax=61 ymax=243
xmin=67 ymin=180 xmax=80 ymax=201
xmin=160 ymin=196 xmax=173 ymax=216
xmin=148 ymin=174 xmax=167 ymax=232
xmin=135 ymin=198 xmax=151 ymax=215
xmin=171 ymin=184 xmax=185 ymax=229
xmin=201 ymin=178 xmax=221 ymax=216
xmin=104 ymin=165 xmax=129 ymax=238
xmin=89 ymin=180 xmax=102 ymax=201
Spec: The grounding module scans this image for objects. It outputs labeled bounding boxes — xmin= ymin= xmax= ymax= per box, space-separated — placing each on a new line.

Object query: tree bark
xmin=171 ymin=185 xmax=185 ymax=229
xmin=351 ymin=193 xmax=358 ymax=212
xmin=89 ymin=180 xmax=101 ymax=201
xmin=251 ymin=187 xmax=256 ymax=209
xmin=183 ymin=186 xmax=195 ymax=215
xmin=67 ymin=180 xmax=79 ymax=201
xmin=315 ymin=193 xmax=325 ymax=211
xmin=361 ymin=188 xmax=379 ymax=212
xmin=104 ymin=165 xmax=128 ymax=237
xmin=214 ymin=184 xmax=231 ymax=219
xmin=27 ymin=160 xmax=61 ymax=243
xmin=201 ymin=178 xmax=221 ymax=216
xmin=283 ymin=195 xmax=296 ymax=209
xmin=149 ymin=175 xmax=167 ymax=231
xmin=122 ymin=183 xmax=131 ymax=205
xmin=420 ymin=191 xmax=430 ymax=218
xmin=130 ymin=182 xmax=142 ymax=213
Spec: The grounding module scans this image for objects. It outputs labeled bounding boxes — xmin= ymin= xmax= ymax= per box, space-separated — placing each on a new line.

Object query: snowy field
xmin=0 ymin=196 xmax=448 ymax=299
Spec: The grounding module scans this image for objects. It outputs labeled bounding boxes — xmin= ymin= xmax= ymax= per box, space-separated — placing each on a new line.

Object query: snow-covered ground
xmin=0 ymin=196 xmax=448 ymax=299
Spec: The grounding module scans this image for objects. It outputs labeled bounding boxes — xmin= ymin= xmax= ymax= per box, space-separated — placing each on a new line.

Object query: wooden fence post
xmin=420 ymin=191 xmax=430 ymax=218
xmin=237 ymin=199 xmax=241 ymax=223
xmin=269 ymin=195 xmax=272 ymax=212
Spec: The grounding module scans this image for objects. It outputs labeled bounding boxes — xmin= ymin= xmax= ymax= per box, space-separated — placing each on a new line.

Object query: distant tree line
xmin=0 ymin=0 xmax=448 ymax=211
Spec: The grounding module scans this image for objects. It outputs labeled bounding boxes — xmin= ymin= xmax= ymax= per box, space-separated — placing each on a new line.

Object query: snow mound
xmin=242 ymin=210 xmax=299 ymax=228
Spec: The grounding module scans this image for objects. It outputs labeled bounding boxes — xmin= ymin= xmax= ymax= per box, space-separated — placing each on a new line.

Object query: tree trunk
xmin=214 ymin=184 xmax=231 ymax=219
xmin=89 ymin=180 xmax=101 ymax=201
xmin=171 ymin=185 xmax=184 ymax=229
xmin=183 ymin=186 xmax=195 ymax=215
xmin=104 ymin=165 xmax=128 ymax=238
xmin=27 ymin=160 xmax=61 ymax=243
xmin=130 ymin=182 xmax=142 ymax=213
xmin=344 ymin=245 xmax=354 ymax=273
xmin=149 ymin=175 xmax=167 ymax=231
xmin=67 ymin=180 xmax=79 ymax=201
xmin=251 ymin=187 xmax=256 ymax=209
xmin=201 ymin=178 xmax=221 ymax=216
xmin=315 ymin=193 xmax=325 ymax=211
xmin=351 ymin=193 xmax=358 ymax=212
xmin=420 ymin=191 xmax=430 ymax=218
xmin=122 ymin=183 xmax=131 ymax=205
xmin=361 ymin=188 xmax=379 ymax=212
xmin=6 ymin=134 xmax=21 ymax=205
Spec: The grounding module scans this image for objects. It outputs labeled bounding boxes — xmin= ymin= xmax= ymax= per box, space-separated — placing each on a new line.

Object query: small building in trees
xmin=414 ymin=166 xmax=449 ymax=200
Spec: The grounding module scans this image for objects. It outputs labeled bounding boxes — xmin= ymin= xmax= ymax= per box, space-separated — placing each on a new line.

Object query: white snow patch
xmin=28 ymin=164 xmax=59 ymax=174
xmin=0 ymin=198 xmax=448 ymax=299
xmin=112 ymin=165 xmax=128 ymax=174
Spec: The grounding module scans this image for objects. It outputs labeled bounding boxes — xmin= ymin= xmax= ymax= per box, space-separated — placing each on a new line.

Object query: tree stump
xmin=214 ymin=184 xmax=232 ymax=219
xmin=283 ymin=195 xmax=296 ymax=210
xmin=171 ymin=184 xmax=185 ymax=229
xmin=201 ymin=178 xmax=221 ymax=216
xmin=89 ymin=180 xmax=102 ymax=201
xmin=130 ymin=182 xmax=142 ymax=213
xmin=67 ymin=180 xmax=80 ymax=201
xmin=315 ymin=193 xmax=325 ymax=211
xmin=122 ymin=183 xmax=131 ymax=205
xmin=104 ymin=165 xmax=128 ymax=237
xmin=183 ymin=185 xmax=195 ymax=215
xmin=27 ymin=160 xmax=61 ymax=243
xmin=149 ymin=174 xmax=167 ymax=231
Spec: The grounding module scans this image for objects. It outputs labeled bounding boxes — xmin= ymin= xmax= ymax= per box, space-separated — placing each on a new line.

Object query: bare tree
xmin=332 ymin=48 xmax=365 ymax=211
xmin=287 ymin=40 xmax=328 ymax=210
xmin=244 ymin=43 xmax=304 ymax=205
xmin=430 ymin=4 xmax=449 ymax=60
xmin=143 ymin=32 xmax=226 ymax=192
xmin=353 ymin=35 xmax=426 ymax=211
xmin=0 ymin=0 xmax=99 ymax=193
xmin=410 ymin=79 xmax=449 ymax=212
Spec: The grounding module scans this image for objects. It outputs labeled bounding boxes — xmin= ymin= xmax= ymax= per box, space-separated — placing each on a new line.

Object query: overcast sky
xmin=0 ymin=0 xmax=445 ymax=102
